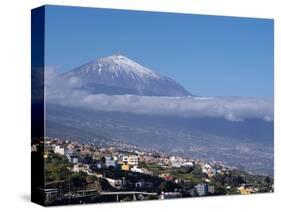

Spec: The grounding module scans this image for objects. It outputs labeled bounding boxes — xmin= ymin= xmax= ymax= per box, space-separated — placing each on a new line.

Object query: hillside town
xmin=31 ymin=137 xmax=274 ymax=205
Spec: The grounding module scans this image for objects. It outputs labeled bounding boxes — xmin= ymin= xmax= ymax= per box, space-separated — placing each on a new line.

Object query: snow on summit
xmin=94 ymin=55 xmax=161 ymax=79
xmin=61 ymin=55 xmax=192 ymax=96
xmin=71 ymin=54 xmax=161 ymax=80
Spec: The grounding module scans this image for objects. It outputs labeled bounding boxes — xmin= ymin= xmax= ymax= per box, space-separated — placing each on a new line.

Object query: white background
xmin=0 ymin=0 xmax=280 ymax=211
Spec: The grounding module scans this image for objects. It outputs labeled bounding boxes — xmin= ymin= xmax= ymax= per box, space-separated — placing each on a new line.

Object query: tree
xmin=69 ymin=172 xmax=87 ymax=191
xmin=101 ymin=156 xmax=106 ymax=164
xmin=264 ymin=176 xmax=272 ymax=186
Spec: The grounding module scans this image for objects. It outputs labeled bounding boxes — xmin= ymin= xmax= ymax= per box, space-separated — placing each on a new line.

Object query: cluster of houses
xmin=200 ymin=163 xmax=229 ymax=178
xmin=51 ymin=142 xmax=146 ymax=174
xmin=33 ymin=138 xmax=248 ymax=197
xmin=43 ymin=138 xmax=199 ymax=175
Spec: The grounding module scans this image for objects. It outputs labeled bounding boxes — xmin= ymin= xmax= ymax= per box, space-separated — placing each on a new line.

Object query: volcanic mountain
xmin=61 ymin=55 xmax=192 ymax=96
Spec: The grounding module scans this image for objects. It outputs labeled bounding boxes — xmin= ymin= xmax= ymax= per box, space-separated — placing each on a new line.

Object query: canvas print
xmin=31 ymin=5 xmax=274 ymax=206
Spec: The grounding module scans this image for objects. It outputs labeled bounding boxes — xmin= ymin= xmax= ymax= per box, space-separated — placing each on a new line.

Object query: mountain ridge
xmin=60 ymin=55 xmax=192 ymax=96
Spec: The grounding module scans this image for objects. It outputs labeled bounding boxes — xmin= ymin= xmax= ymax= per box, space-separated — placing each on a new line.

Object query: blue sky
xmin=45 ymin=5 xmax=274 ymax=97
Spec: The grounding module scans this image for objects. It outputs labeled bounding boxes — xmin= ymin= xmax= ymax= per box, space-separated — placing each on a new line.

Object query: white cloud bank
xmin=45 ymin=68 xmax=273 ymax=122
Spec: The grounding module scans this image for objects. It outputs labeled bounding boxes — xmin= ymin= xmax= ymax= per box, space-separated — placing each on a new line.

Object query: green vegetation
xmin=45 ymin=152 xmax=101 ymax=193
xmin=139 ymin=162 xmax=273 ymax=195
xmin=46 ymin=153 xmax=72 ymax=182
xmin=45 ymin=151 xmax=273 ymax=205
xmin=139 ymin=162 xmax=165 ymax=175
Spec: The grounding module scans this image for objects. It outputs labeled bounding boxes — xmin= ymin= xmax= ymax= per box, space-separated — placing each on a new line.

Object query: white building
xmin=54 ymin=145 xmax=65 ymax=155
xmin=195 ymin=184 xmax=208 ymax=196
xmin=123 ymin=155 xmax=139 ymax=166
xmin=105 ymin=177 xmax=126 ymax=189
xmin=169 ymin=156 xmax=193 ymax=168
xmin=184 ymin=161 xmax=194 ymax=167
xmin=73 ymin=163 xmax=90 ymax=173
xmin=105 ymin=156 xmax=116 ymax=168
xmin=202 ymin=164 xmax=216 ymax=176
xmin=66 ymin=153 xmax=79 ymax=164
xmin=131 ymin=165 xmax=143 ymax=173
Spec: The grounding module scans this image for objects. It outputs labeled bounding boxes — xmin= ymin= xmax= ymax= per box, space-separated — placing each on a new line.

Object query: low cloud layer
xmin=45 ymin=68 xmax=273 ymax=122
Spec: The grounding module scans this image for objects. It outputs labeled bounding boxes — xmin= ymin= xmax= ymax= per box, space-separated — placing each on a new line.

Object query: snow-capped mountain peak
xmin=61 ymin=55 xmax=192 ymax=97
xmin=79 ymin=54 xmax=161 ymax=80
